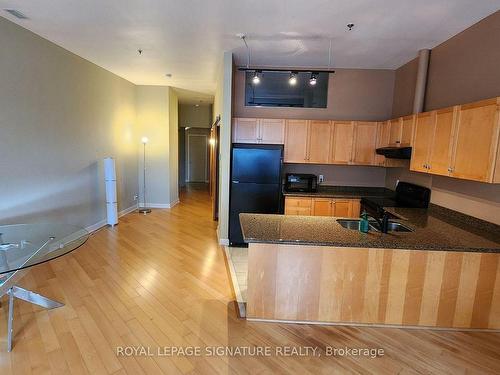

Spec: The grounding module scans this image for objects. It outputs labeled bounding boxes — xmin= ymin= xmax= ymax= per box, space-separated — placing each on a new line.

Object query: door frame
xmin=186 ymin=134 xmax=208 ymax=182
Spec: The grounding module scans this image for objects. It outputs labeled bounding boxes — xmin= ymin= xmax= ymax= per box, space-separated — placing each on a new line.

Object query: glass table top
xmin=0 ymin=223 xmax=89 ymax=275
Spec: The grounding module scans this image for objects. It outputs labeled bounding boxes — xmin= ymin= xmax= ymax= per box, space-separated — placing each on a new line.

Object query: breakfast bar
xmin=240 ymin=206 xmax=500 ymax=330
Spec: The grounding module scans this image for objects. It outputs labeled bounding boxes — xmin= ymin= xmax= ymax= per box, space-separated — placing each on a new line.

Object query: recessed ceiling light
xmin=4 ymin=9 xmax=29 ymax=19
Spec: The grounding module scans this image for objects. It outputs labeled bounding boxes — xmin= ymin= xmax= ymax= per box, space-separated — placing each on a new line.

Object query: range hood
xmin=375 ymin=146 xmax=412 ymax=159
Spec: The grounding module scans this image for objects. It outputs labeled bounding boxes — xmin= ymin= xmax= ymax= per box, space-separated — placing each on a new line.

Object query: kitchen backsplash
xmin=284 ymin=164 xmax=387 ymax=187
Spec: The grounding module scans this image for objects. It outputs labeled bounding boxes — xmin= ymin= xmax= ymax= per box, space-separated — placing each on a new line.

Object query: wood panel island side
xmin=240 ymin=209 xmax=500 ymax=330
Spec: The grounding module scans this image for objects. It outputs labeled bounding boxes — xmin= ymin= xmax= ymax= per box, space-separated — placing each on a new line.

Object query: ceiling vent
xmin=4 ymin=9 xmax=29 ymax=19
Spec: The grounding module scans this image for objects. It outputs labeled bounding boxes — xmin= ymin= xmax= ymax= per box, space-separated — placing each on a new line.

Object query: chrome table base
xmin=1 ymin=270 xmax=64 ymax=352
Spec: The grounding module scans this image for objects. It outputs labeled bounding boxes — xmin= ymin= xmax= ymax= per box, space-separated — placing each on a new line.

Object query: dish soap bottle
xmin=359 ymin=211 xmax=369 ymax=233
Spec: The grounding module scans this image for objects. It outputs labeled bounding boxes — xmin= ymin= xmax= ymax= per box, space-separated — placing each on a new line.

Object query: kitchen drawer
xmin=284 ymin=206 xmax=312 ymax=216
xmin=285 ymin=197 xmax=312 ymax=207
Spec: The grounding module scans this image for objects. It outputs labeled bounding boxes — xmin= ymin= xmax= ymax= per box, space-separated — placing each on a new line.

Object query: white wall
xmin=214 ymin=52 xmax=233 ymax=243
xmin=0 ymin=16 xmax=138 ymax=228
xmin=179 ymin=103 xmax=212 ymax=128
xmin=136 ymin=86 xmax=179 ymax=208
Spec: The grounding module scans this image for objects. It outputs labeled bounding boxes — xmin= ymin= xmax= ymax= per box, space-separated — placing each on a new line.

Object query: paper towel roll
xmin=106 ymin=202 xmax=118 ymax=226
xmin=105 ymin=180 xmax=117 ymax=203
xmin=104 ymin=157 xmax=116 ymax=181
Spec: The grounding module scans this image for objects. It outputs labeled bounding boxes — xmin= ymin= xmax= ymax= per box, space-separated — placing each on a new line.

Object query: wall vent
xmin=4 ymin=9 xmax=29 ymax=19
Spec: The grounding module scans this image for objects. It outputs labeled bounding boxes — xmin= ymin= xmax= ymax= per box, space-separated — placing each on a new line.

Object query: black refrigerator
xmin=229 ymin=144 xmax=284 ymax=246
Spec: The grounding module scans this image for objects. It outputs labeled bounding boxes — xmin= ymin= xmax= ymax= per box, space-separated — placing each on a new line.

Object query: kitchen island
xmin=240 ymin=205 xmax=500 ymax=330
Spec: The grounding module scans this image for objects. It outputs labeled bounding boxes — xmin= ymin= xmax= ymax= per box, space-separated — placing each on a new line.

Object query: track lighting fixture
xmin=309 ymin=73 xmax=317 ymax=86
xmin=289 ymin=72 xmax=297 ymax=86
xmin=252 ymin=71 xmax=260 ymax=85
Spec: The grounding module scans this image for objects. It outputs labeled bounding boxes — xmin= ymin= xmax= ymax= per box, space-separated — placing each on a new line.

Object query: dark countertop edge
xmin=244 ymin=238 xmax=500 ymax=253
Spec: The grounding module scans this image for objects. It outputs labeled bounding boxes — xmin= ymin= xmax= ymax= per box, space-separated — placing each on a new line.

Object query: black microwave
xmin=285 ymin=173 xmax=318 ymax=192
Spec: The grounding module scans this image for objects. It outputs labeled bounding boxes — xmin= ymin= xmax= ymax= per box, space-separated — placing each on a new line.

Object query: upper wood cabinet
xmin=232 ymin=118 xmax=259 ymax=143
xmin=260 ymin=118 xmax=285 ymax=144
xmin=388 ymin=115 xmax=415 ymax=146
xmin=410 ymin=111 xmax=435 ymax=173
xmin=352 ymin=121 xmax=378 ymax=165
xmin=233 ymin=118 xmax=284 ymax=144
xmin=428 ymin=107 xmax=456 ymax=176
xmin=450 ymin=98 xmax=500 ymax=182
xmin=375 ymin=121 xmax=390 ymax=166
xmin=308 ymin=120 xmax=331 ymax=164
xmin=330 ymin=121 xmax=355 ymax=164
xmin=284 ymin=120 xmax=309 ymax=163
xmin=409 ymin=98 xmax=500 ymax=183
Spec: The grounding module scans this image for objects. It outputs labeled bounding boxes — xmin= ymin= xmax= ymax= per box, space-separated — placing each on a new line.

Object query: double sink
xmin=337 ymin=219 xmax=413 ymax=233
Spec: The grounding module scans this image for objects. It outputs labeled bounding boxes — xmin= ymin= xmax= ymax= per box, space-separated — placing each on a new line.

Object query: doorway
xmin=187 ymin=133 xmax=209 ymax=182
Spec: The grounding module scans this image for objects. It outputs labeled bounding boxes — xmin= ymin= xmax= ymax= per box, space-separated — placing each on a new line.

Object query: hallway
xmin=1 ymin=188 xmax=500 ymax=374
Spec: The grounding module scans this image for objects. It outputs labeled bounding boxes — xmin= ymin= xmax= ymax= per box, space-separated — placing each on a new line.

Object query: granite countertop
xmin=283 ymin=186 xmax=394 ymax=199
xmin=239 ymin=205 xmax=500 ymax=253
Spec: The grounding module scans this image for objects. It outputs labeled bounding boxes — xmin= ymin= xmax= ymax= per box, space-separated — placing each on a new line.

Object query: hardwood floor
xmin=1 ymin=184 xmax=500 ymax=374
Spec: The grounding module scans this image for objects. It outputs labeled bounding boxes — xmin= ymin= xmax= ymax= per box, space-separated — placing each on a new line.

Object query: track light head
xmin=289 ymin=72 xmax=297 ymax=86
xmin=252 ymin=71 xmax=260 ymax=85
xmin=309 ymin=73 xmax=317 ymax=86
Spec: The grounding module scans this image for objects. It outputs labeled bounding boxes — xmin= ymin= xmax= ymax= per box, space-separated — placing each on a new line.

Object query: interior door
xmin=410 ymin=111 xmax=434 ymax=173
xmin=308 ymin=120 xmax=331 ymax=164
xmin=352 ymin=121 xmax=378 ymax=165
xmin=451 ymin=99 xmax=499 ymax=182
xmin=428 ymin=107 xmax=456 ymax=176
xmin=330 ymin=121 xmax=354 ymax=164
xmin=284 ymin=120 xmax=309 ymax=163
xmin=188 ymin=134 xmax=208 ymax=182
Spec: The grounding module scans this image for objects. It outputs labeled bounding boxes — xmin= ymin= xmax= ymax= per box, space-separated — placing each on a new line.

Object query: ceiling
xmin=1 ymin=1 xmax=499 ymax=98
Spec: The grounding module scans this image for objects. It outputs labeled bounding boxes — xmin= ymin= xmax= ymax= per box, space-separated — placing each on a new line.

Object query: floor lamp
xmin=139 ymin=136 xmax=152 ymax=214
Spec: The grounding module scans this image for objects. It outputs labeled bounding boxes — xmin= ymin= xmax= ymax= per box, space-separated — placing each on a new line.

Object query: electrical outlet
xmin=133 ymin=194 xmax=139 ymax=201
xmin=318 ymin=175 xmax=324 ymax=183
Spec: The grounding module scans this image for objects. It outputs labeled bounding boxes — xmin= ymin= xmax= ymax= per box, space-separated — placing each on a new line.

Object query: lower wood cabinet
xmin=286 ymin=197 xmax=360 ymax=218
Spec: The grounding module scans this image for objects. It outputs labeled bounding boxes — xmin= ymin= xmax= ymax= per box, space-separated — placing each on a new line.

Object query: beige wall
xmin=215 ymin=52 xmax=234 ymax=243
xmin=0 ymin=16 xmax=138 ymax=228
xmin=391 ymin=58 xmax=418 ymax=118
xmin=179 ymin=103 xmax=212 ymax=128
xmin=387 ymin=11 xmax=500 ymax=224
xmin=233 ymin=68 xmax=395 ymax=121
xmin=169 ymin=88 xmax=179 ymax=204
xmin=136 ymin=86 xmax=178 ymax=207
xmin=425 ymin=11 xmax=500 ymax=111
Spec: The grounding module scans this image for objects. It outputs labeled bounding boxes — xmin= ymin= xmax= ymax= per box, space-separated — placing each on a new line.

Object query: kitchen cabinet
xmin=388 ymin=115 xmax=415 ymax=146
xmin=352 ymin=121 xmax=378 ymax=165
xmin=260 ymin=118 xmax=285 ymax=144
xmin=450 ymin=98 xmax=500 ymax=182
xmin=308 ymin=120 xmax=331 ymax=164
xmin=284 ymin=197 xmax=312 ymax=216
xmin=375 ymin=121 xmax=390 ymax=166
xmin=428 ymin=107 xmax=456 ymax=176
xmin=284 ymin=120 xmax=309 ymax=163
xmin=287 ymin=197 xmax=360 ymax=218
xmin=330 ymin=121 xmax=354 ymax=164
xmin=232 ymin=118 xmax=259 ymax=143
xmin=410 ymin=111 xmax=435 ymax=173
xmin=233 ymin=118 xmax=284 ymax=144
